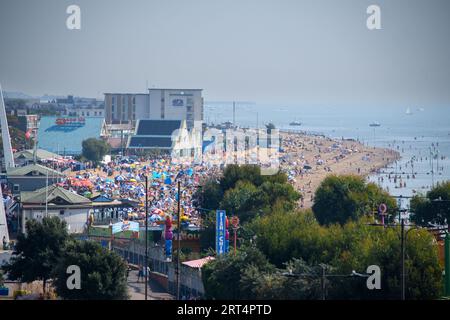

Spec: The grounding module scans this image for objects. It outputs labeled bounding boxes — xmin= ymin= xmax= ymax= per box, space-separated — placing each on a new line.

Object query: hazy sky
xmin=1 ymin=0 xmax=449 ymax=106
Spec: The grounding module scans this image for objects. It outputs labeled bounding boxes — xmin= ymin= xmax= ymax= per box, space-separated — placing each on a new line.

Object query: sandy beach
xmin=279 ymin=131 xmax=400 ymax=208
xmin=63 ymin=130 xmax=400 ymax=211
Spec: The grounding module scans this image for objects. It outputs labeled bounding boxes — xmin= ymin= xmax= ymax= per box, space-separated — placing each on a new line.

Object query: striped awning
xmin=182 ymin=256 xmax=215 ymax=269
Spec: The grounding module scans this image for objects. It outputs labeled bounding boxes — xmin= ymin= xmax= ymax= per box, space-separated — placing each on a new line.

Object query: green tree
xmin=220 ymin=180 xmax=263 ymax=223
xmin=53 ymin=240 xmax=129 ymax=300
xmin=82 ymin=138 xmax=110 ymax=164
xmin=0 ymin=270 xmax=4 ymax=287
xmin=410 ymin=181 xmax=450 ymax=226
xmin=202 ymin=245 xmax=275 ymax=299
xmin=312 ymin=175 xmax=396 ymax=226
xmin=200 ymin=180 xmax=223 ymax=211
xmin=219 ymin=164 xmax=263 ymax=191
xmin=240 ymin=258 xmax=324 ymax=300
xmin=250 ymin=209 xmax=328 ymax=267
xmin=2 ymin=217 xmax=69 ymax=294
xmin=251 ymin=209 xmax=443 ymax=299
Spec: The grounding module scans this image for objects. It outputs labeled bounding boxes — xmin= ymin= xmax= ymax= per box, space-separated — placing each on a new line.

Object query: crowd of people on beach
xmin=53 ymin=155 xmax=224 ymax=229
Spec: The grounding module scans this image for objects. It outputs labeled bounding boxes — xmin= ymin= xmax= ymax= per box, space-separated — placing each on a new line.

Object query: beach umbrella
xmin=83 ymin=191 xmax=92 ymax=198
xmin=129 ymin=178 xmax=137 ymax=182
xmin=149 ymin=214 xmax=163 ymax=222
xmin=80 ymin=180 xmax=93 ymax=188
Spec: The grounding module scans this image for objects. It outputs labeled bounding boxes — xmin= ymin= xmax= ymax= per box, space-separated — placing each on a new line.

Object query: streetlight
xmin=135 ymin=176 xmax=154 ymax=301
xmin=174 ymin=182 xmax=204 ymax=300
xmin=144 ymin=175 xmax=149 ymax=301
xmin=366 ymin=217 xmax=420 ymax=300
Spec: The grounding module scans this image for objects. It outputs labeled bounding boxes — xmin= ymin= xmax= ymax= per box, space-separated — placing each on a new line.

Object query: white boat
xmin=406 ymin=107 xmax=413 ymax=115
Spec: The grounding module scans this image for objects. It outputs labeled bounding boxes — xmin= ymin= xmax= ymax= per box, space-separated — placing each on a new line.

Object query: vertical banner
xmin=216 ymin=210 xmax=226 ymax=255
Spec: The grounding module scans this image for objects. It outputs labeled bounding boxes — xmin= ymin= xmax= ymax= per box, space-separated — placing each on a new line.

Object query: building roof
xmin=21 ymin=184 xmax=92 ymax=205
xmin=14 ymin=149 xmax=61 ymax=161
xmin=182 ymin=256 xmax=215 ymax=269
xmin=7 ymin=164 xmax=64 ymax=177
xmin=136 ymin=120 xmax=182 ymax=136
xmin=37 ymin=116 xmax=106 ymax=155
xmin=128 ymin=137 xmax=173 ymax=148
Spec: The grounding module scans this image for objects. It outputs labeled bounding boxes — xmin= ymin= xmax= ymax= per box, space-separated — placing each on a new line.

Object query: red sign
xmin=231 ymin=216 xmax=239 ymax=228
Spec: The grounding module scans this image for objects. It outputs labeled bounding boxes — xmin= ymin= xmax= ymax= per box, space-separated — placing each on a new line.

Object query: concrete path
xmin=127 ymin=270 xmax=174 ymax=300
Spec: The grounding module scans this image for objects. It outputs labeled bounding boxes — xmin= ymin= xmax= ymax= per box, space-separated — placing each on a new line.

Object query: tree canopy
xmin=81 ymin=138 xmax=110 ymax=164
xmin=410 ymin=181 xmax=450 ymax=226
xmin=247 ymin=209 xmax=442 ymax=299
xmin=198 ymin=164 xmax=300 ymax=251
xmin=52 ymin=240 xmax=129 ymax=300
xmin=312 ymin=175 xmax=396 ymax=226
xmin=2 ymin=217 xmax=69 ymax=294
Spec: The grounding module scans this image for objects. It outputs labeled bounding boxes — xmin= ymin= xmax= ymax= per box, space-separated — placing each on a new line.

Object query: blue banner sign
xmin=216 ymin=210 xmax=226 ymax=255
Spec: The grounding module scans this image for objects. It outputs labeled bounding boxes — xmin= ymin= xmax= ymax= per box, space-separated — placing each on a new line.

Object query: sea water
xmin=205 ymin=103 xmax=450 ymax=199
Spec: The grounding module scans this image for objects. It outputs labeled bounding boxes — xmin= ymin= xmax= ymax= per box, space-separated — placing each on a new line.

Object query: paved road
xmin=127 ymin=270 xmax=174 ymax=300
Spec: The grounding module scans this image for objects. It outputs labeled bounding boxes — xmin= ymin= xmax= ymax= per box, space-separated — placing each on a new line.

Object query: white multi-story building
xmin=104 ymin=89 xmax=203 ymax=129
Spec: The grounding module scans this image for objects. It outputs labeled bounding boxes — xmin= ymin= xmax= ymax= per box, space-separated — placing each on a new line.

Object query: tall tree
xmin=53 ymin=240 xmax=129 ymax=300
xmin=82 ymin=138 xmax=110 ymax=164
xmin=2 ymin=217 xmax=69 ymax=294
xmin=410 ymin=181 xmax=450 ymax=226
xmin=312 ymin=175 xmax=396 ymax=226
xmin=202 ymin=245 xmax=275 ymax=300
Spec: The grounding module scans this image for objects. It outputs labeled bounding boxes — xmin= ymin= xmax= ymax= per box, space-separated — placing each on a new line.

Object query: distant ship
xmin=369 ymin=122 xmax=381 ymax=127
xmin=406 ymin=107 xmax=413 ymax=115
xmin=289 ymin=121 xmax=302 ymax=126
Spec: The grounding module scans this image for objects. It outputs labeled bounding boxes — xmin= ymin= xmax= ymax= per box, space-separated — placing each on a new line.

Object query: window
xmin=13 ymin=184 xmax=20 ymax=192
xmin=59 ymin=210 xmax=65 ymax=215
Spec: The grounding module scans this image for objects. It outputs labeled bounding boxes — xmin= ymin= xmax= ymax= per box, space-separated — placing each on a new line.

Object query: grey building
xmin=104 ymin=88 xmax=203 ymax=129
xmin=7 ymin=164 xmax=65 ymax=195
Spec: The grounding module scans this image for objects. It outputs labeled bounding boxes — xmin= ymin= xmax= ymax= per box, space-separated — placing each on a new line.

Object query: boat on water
xmin=289 ymin=121 xmax=302 ymax=126
xmin=406 ymin=107 xmax=413 ymax=115
xmin=369 ymin=122 xmax=381 ymax=127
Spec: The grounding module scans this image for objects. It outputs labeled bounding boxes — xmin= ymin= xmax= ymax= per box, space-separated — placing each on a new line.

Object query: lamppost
xmin=144 ymin=175 xmax=149 ymax=301
xmin=174 ymin=182 xmax=204 ymax=300
xmin=136 ymin=176 xmax=152 ymax=300
xmin=176 ymin=180 xmax=181 ymax=300
xmin=367 ymin=211 xmax=420 ymax=300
